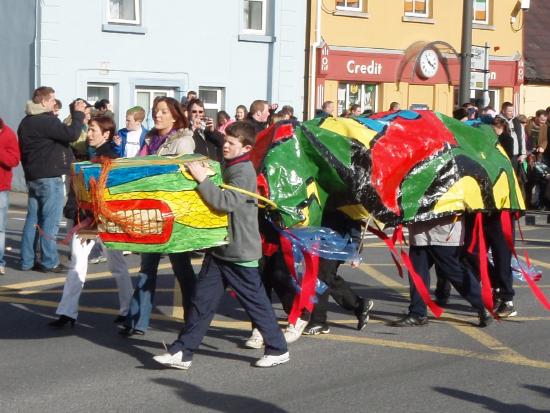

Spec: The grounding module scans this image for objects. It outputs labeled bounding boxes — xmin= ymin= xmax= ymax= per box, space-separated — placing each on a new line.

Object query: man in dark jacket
xmin=18 ymin=86 xmax=85 ymax=272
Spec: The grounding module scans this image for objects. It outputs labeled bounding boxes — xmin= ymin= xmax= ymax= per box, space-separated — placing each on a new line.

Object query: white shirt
xmin=124 ymin=129 xmax=141 ymax=158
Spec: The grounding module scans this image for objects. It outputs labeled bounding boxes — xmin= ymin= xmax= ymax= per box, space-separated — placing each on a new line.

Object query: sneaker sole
xmin=303 ymin=328 xmax=330 ymax=336
xmin=244 ymin=341 xmax=264 ymax=349
xmin=254 ymin=356 xmax=290 ymax=368
xmin=498 ymin=311 xmax=518 ymax=318
xmin=153 ymin=357 xmax=191 ymax=370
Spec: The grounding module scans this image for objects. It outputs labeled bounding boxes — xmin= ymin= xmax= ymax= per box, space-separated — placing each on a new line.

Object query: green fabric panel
xmin=441 ymin=115 xmax=522 ymax=209
xmin=401 ymin=153 xmax=454 ymax=221
xmin=109 ymin=162 xmax=223 ymax=195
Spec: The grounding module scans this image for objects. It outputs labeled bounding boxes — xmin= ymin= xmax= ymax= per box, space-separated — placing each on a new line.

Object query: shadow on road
xmin=151 ymin=377 xmax=289 ymax=413
xmin=434 ymin=386 xmax=548 ymax=413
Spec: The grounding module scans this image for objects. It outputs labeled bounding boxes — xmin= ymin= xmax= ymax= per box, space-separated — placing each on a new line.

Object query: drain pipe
xmin=308 ymin=0 xmax=322 ymax=119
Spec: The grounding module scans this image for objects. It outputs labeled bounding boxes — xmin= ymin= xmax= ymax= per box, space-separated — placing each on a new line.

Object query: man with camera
xmin=18 ymin=87 xmax=86 ymax=272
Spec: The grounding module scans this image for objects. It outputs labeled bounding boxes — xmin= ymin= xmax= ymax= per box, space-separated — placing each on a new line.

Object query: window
xmin=336 ymin=0 xmax=362 ymax=11
xmin=337 ymin=83 xmax=377 ymax=116
xmin=473 ymin=0 xmax=489 ymax=24
xmin=243 ymin=0 xmax=266 ymax=34
xmin=108 ymin=0 xmax=140 ymax=25
xmin=199 ymin=87 xmax=225 ymax=120
xmin=135 ymin=87 xmax=175 ymax=128
xmin=87 ymin=83 xmax=116 ymax=115
xmin=404 ymin=0 xmax=429 ymax=17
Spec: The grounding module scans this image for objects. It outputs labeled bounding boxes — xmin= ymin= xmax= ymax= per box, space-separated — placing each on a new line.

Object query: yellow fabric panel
xmin=492 ymin=172 xmax=511 ymax=209
xmin=320 ymin=117 xmax=377 ymax=148
xmin=433 ymin=176 xmax=483 ymax=213
xmin=105 ymin=190 xmax=228 ymax=229
xmin=337 ymin=204 xmax=372 ymax=220
xmin=299 ymin=180 xmax=321 ymax=227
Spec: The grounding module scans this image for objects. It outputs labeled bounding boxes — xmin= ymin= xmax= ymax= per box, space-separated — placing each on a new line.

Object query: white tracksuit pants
xmin=56 ymin=235 xmax=133 ymax=319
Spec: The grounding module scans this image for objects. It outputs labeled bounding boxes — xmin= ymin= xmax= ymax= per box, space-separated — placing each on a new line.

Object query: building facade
xmin=306 ymin=0 xmax=525 ymax=118
xmin=1 ymin=0 xmax=307 ymax=129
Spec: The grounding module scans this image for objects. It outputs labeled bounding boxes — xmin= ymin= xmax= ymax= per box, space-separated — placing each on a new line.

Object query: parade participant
xmin=153 ymin=121 xmax=289 ymax=369
xmin=0 ymin=118 xmax=21 ymax=275
xmin=113 ymin=106 xmax=148 ymax=158
xmin=120 ymin=97 xmax=196 ymax=336
xmin=18 ymin=87 xmax=85 ymax=272
xmin=303 ymin=196 xmax=374 ymax=336
xmin=391 ymin=215 xmax=492 ymax=327
xmin=49 ymin=116 xmax=133 ymax=328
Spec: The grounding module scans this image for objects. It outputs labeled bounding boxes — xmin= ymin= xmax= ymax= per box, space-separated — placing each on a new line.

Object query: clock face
xmin=418 ymin=49 xmax=439 ymax=79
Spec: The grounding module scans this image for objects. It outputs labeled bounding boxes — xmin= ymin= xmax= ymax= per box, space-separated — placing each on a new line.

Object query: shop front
xmin=316 ymin=42 xmax=524 ymax=116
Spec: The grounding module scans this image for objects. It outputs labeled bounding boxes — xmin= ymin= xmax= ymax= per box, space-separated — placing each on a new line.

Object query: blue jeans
xmin=20 ymin=177 xmax=64 ymax=270
xmin=124 ymin=252 xmax=195 ymax=332
xmin=0 ymin=191 xmax=8 ymax=267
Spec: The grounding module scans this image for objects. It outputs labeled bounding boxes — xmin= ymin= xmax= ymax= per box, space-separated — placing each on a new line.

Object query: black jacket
xmin=244 ymin=115 xmax=267 ymax=135
xmin=192 ymin=128 xmax=224 ymax=162
xmin=18 ymin=111 xmax=84 ymax=181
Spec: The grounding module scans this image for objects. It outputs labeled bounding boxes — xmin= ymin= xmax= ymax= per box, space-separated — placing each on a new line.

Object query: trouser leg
xmin=124 ymin=253 xmax=161 ymax=331
xmin=220 ymin=258 xmax=287 ymax=355
xmin=102 ymin=242 xmax=133 ymax=316
xmin=56 ymin=235 xmax=95 ymax=319
xmin=170 ymin=254 xmax=225 ymax=358
xmin=429 ymin=246 xmax=483 ymax=311
xmin=408 ymin=246 xmax=432 ymax=317
xmin=169 ymin=252 xmax=196 ymax=323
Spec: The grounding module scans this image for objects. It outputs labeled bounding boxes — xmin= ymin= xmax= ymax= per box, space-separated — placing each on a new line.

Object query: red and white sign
xmin=317 ymin=45 xmax=523 ymax=87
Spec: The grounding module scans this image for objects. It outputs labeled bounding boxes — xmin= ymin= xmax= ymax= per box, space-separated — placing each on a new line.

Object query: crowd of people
xmin=0 ymin=88 xmax=533 ymax=370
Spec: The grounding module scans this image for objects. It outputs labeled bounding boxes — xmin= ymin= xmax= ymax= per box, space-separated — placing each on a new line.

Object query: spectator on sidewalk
xmin=113 ymin=106 xmax=148 ymax=158
xmin=18 ymin=87 xmax=85 ymax=272
xmin=235 ymin=105 xmax=248 ymax=121
xmin=0 ymin=117 xmax=21 ymax=275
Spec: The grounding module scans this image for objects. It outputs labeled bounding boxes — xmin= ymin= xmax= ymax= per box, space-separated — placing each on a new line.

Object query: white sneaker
xmin=122 ymin=251 xmax=132 ymax=256
xmin=0 ymin=266 xmax=5 ymax=275
xmin=152 ymin=351 xmax=192 ymax=370
xmin=284 ymin=317 xmax=308 ymax=344
xmin=244 ymin=328 xmax=264 ymax=349
xmin=254 ymin=352 xmax=290 ymax=368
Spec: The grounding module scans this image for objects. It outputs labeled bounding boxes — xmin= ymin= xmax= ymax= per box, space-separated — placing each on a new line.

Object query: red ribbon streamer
xmin=501 ymin=211 xmax=550 ymax=310
xmin=470 ymin=213 xmax=495 ymax=316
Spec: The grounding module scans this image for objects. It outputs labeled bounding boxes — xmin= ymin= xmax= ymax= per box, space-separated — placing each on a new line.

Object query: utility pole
xmin=459 ymin=0 xmax=474 ymax=106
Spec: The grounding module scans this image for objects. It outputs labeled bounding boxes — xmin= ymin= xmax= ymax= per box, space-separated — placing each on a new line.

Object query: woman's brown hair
xmin=153 ymin=96 xmax=188 ymax=130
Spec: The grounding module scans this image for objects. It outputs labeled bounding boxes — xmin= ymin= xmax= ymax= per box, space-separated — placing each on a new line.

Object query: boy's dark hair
xmin=94 ymin=99 xmax=110 ymax=111
xmin=225 ymin=121 xmax=256 ymax=147
xmin=89 ymin=115 xmax=117 ymax=141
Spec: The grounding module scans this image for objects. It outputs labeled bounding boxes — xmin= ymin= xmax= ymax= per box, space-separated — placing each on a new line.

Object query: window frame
xmin=87 ymin=82 xmax=116 ymax=113
xmin=337 ymin=82 xmax=378 ymax=116
xmin=242 ymin=0 xmax=267 ymax=35
xmin=473 ymin=0 xmax=489 ymax=25
xmin=199 ymin=87 xmax=225 ymax=120
xmin=107 ymin=0 xmax=141 ymax=25
xmin=404 ymin=0 xmax=430 ymax=18
xmin=335 ymin=0 xmax=363 ymax=12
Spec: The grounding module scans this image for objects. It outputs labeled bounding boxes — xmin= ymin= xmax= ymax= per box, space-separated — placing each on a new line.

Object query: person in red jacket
xmin=0 ymin=118 xmax=21 ymax=274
